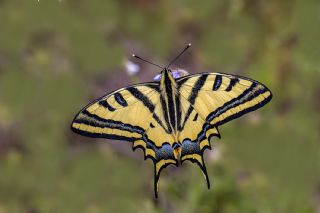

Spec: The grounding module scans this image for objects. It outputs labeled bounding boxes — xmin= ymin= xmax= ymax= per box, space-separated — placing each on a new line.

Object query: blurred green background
xmin=0 ymin=0 xmax=319 ymax=212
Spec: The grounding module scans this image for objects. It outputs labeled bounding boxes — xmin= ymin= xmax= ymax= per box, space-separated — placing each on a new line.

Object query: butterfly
xmin=70 ymin=44 xmax=272 ymax=198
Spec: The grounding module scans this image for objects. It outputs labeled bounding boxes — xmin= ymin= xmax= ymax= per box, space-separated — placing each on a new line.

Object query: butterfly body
xmin=71 ymin=68 xmax=272 ymax=198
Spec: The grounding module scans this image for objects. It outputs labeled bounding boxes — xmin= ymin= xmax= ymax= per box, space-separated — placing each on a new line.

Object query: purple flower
xmin=172 ymin=69 xmax=189 ymax=79
xmin=153 ymin=73 xmax=162 ymax=81
xmin=171 ymin=70 xmax=182 ymax=78
xmin=125 ymin=60 xmax=140 ymax=76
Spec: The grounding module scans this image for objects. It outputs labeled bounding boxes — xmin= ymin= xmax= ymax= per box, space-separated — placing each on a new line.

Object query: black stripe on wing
xmin=212 ymin=75 xmax=222 ymax=91
xmin=175 ymin=94 xmax=182 ymax=130
xmin=72 ymin=109 xmax=145 ymax=134
xmin=114 ymin=92 xmax=128 ymax=107
xmin=206 ymin=82 xmax=272 ymax=125
xmin=181 ymin=74 xmax=208 ymax=129
xmin=127 ymin=87 xmax=168 ymax=133
xmin=71 ymin=127 xmax=138 ymax=141
xmin=160 ymin=95 xmax=172 ymax=133
xmin=225 ymin=77 xmax=239 ymax=91
xmin=98 ymin=100 xmax=116 ymax=111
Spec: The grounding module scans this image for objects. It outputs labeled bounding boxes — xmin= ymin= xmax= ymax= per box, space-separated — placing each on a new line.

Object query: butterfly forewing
xmin=177 ymin=73 xmax=272 ymax=128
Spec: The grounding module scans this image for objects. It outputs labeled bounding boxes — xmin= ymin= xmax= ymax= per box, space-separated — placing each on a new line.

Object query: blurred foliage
xmin=0 ymin=0 xmax=319 ymax=212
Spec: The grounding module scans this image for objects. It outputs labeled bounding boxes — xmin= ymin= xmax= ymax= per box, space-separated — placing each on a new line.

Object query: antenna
xmin=166 ymin=43 xmax=191 ymax=68
xmin=132 ymin=54 xmax=164 ymax=69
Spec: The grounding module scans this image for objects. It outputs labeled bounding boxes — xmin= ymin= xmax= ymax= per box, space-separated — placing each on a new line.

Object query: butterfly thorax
xmin=159 ymin=69 xmax=181 ymax=155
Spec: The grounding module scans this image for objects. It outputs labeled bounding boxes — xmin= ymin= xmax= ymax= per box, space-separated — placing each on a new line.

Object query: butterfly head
xmin=161 ymin=67 xmax=171 ymax=76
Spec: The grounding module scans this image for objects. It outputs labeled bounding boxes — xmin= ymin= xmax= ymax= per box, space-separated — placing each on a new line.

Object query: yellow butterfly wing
xmin=71 ymin=82 xmax=178 ymax=197
xmin=177 ymin=72 xmax=272 ymax=186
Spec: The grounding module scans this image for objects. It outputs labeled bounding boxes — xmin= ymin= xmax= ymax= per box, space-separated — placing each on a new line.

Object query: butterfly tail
xmin=154 ymin=165 xmax=160 ymax=198
xmin=153 ymin=159 xmax=178 ymax=198
xmin=181 ymin=153 xmax=210 ymax=189
xmin=196 ymin=155 xmax=210 ymax=189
